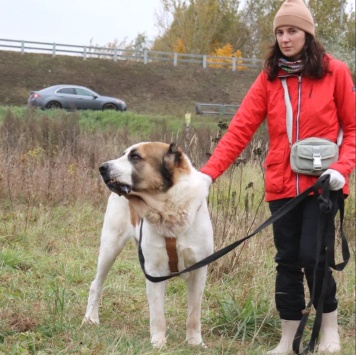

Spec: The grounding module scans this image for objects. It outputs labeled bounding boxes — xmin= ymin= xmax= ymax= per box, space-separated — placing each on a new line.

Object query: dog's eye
xmin=130 ymin=152 xmax=142 ymax=161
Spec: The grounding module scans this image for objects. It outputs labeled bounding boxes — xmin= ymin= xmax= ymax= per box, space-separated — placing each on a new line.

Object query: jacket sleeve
xmin=329 ymin=60 xmax=356 ymax=177
xmin=201 ymin=71 xmax=268 ymax=180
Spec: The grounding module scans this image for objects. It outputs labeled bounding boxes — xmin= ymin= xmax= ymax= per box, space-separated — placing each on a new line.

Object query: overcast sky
xmin=0 ymin=0 xmax=163 ymax=46
xmin=1 ymin=0 xmax=354 ymax=48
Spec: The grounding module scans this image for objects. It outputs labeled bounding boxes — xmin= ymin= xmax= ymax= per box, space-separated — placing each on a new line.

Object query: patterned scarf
xmin=278 ymin=58 xmax=303 ymax=73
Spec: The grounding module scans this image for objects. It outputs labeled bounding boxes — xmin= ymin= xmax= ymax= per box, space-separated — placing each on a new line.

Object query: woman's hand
xmin=200 ymin=173 xmax=213 ymax=188
xmin=321 ymin=169 xmax=346 ymax=191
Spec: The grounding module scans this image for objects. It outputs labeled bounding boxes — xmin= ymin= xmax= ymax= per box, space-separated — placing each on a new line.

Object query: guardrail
xmin=0 ymin=38 xmax=262 ymax=71
xmin=195 ymin=103 xmax=239 ymax=116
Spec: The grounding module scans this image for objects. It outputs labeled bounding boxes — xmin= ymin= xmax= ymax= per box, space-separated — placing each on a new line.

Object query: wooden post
xmin=184 ymin=112 xmax=191 ymax=153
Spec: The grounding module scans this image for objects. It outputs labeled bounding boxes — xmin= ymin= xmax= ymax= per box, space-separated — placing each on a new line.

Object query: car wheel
xmin=103 ymin=103 xmax=118 ymax=110
xmin=46 ymin=101 xmax=62 ymax=109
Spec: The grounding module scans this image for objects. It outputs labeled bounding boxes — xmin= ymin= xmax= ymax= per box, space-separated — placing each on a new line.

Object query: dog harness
xmin=165 ymin=237 xmax=178 ymax=273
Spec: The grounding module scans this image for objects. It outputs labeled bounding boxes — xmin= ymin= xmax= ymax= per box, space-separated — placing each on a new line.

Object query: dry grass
xmin=0 ymin=108 xmax=354 ymax=354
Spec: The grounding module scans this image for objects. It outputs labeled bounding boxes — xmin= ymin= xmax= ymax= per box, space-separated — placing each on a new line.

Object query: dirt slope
xmin=0 ymin=50 xmax=261 ymax=116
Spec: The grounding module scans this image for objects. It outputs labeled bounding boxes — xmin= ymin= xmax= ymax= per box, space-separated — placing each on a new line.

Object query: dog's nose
xmin=99 ymin=163 xmax=109 ymax=174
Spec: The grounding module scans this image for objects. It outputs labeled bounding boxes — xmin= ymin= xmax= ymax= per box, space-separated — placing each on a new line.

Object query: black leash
xmin=292 ymin=188 xmax=349 ymax=354
xmin=138 ymin=174 xmax=350 ymax=354
xmin=138 ymin=174 xmax=348 ymax=283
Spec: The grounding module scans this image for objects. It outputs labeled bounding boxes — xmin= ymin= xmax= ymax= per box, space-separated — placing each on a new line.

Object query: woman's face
xmin=276 ymin=26 xmax=306 ymax=60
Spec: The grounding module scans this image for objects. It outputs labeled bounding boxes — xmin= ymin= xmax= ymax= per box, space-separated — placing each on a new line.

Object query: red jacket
xmin=201 ymin=55 xmax=355 ymax=201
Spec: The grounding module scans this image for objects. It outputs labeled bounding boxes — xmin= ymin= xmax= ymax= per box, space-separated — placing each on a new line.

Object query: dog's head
xmin=99 ymin=142 xmax=191 ymax=196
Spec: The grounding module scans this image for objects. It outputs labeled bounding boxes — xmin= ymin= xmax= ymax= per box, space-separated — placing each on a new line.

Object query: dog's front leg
xmin=185 ymin=266 xmax=208 ymax=346
xmin=83 ymin=236 xmax=127 ymax=325
xmin=146 ymin=280 xmax=167 ymax=348
xmin=83 ymin=194 xmax=133 ymax=325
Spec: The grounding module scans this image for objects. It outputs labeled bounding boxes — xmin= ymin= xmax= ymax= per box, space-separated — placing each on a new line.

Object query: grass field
xmin=0 ymin=108 xmax=355 ymax=354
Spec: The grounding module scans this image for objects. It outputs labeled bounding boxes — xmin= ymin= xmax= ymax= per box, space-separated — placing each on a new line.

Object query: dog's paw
xmin=81 ymin=316 xmax=99 ymax=326
xmin=151 ymin=335 xmax=166 ymax=348
xmin=186 ymin=335 xmax=206 ymax=347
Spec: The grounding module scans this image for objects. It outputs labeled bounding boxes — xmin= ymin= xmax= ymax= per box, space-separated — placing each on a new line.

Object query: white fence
xmin=0 ymin=38 xmax=262 ymax=71
xmin=195 ymin=103 xmax=239 ymax=116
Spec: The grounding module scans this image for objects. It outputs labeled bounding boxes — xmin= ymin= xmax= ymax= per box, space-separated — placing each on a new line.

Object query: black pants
xmin=269 ymin=195 xmax=338 ymax=320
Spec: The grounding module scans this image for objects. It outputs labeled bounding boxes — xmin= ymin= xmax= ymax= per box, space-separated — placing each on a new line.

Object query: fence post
xmin=143 ymin=49 xmax=148 ymax=64
xmin=184 ymin=112 xmax=191 ymax=154
xmin=114 ymin=47 xmax=118 ymax=62
xmin=52 ymin=43 xmax=56 ymax=57
xmin=203 ymin=55 xmax=206 ymax=69
xmin=21 ymin=40 xmax=25 ymax=54
xmin=173 ymin=53 xmax=178 ymax=66
xmin=232 ymin=57 xmax=236 ymax=72
xmin=83 ymin=47 xmax=87 ymax=60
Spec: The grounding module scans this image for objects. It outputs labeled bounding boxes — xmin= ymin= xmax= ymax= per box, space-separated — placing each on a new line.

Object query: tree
xmin=308 ymin=0 xmax=355 ymax=73
xmin=209 ymin=43 xmax=247 ymax=70
xmin=152 ymin=0 xmax=248 ymax=54
xmin=132 ymin=33 xmax=150 ymax=51
xmin=151 ymin=0 xmax=355 ymax=74
xmin=309 ymin=0 xmax=348 ymax=42
xmin=241 ymin=0 xmax=284 ymax=58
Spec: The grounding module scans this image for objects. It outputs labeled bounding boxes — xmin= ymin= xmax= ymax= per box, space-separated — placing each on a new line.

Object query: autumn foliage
xmin=208 ymin=43 xmax=247 ymax=70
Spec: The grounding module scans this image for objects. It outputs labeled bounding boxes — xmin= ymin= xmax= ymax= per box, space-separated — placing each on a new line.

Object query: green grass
xmin=0 ymin=106 xmax=220 ymax=134
xmin=0 ymin=107 xmax=354 ymax=354
xmin=0 ymin=200 xmax=354 ymax=354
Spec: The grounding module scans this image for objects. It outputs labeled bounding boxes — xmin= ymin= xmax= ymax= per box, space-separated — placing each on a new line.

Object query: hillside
xmin=0 ymin=50 xmax=260 ymax=116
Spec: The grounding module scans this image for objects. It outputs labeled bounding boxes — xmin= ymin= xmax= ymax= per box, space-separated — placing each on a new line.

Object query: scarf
xmin=278 ymin=58 xmax=303 ymax=73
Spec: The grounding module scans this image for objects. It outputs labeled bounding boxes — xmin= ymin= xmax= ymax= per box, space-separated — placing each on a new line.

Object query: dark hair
xmin=263 ymin=33 xmax=329 ymax=80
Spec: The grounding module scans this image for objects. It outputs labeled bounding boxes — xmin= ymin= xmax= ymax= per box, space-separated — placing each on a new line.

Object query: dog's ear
xmin=160 ymin=143 xmax=191 ymax=191
xmin=169 ymin=142 xmax=179 ymax=153
xmin=167 ymin=142 xmax=183 ymax=165
xmin=159 ymin=143 xmax=183 ymax=191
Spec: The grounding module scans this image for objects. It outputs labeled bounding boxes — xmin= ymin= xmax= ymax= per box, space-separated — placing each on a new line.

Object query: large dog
xmin=83 ymin=142 xmax=213 ymax=347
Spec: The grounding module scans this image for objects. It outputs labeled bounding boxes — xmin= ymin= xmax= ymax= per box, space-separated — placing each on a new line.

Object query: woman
xmin=200 ymin=0 xmax=355 ymax=353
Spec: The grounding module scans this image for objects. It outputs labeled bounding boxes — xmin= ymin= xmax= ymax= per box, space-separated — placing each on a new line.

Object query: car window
xmin=57 ymin=87 xmax=76 ymax=94
xmin=75 ymin=88 xmax=95 ymax=97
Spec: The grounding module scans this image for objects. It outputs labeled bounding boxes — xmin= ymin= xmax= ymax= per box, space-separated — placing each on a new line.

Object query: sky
xmin=0 ymin=0 xmax=163 ymax=47
xmin=1 ymin=0 xmax=354 ymax=49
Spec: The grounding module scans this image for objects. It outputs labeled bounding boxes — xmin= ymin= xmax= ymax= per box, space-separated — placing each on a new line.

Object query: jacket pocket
xmin=264 ymin=149 xmax=285 ymax=193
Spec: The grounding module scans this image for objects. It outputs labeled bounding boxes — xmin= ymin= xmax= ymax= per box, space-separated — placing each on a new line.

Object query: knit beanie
xmin=273 ymin=0 xmax=315 ymax=37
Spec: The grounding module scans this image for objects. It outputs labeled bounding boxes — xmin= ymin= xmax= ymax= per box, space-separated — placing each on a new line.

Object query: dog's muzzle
xmin=99 ymin=163 xmax=132 ymax=196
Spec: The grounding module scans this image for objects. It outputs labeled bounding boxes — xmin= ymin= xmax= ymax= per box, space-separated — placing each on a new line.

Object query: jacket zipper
xmin=296 ymin=75 xmax=302 ymax=195
xmin=279 ymin=74 xmax=303 ymax=196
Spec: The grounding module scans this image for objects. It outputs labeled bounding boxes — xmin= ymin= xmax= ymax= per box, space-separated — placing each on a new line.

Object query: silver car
xmin=27 ymin=85 xmax=127 ymax=111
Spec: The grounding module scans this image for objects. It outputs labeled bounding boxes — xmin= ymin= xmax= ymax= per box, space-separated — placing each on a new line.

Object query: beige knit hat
xmin=273 ymin=0 xmax=315 ymax=37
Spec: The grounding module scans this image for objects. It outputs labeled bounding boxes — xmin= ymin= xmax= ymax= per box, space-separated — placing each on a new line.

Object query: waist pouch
xmin=290 ymin=137 xmax=339 ymax=176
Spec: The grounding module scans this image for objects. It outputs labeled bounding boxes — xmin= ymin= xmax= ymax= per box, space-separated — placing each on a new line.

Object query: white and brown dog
xmin=83 ymin=142 xmax=213 ymax=347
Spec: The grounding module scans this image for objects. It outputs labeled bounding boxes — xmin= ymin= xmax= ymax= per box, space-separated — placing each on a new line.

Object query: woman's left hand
xmin=321 ymin=169 xmax=346 ymax=191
